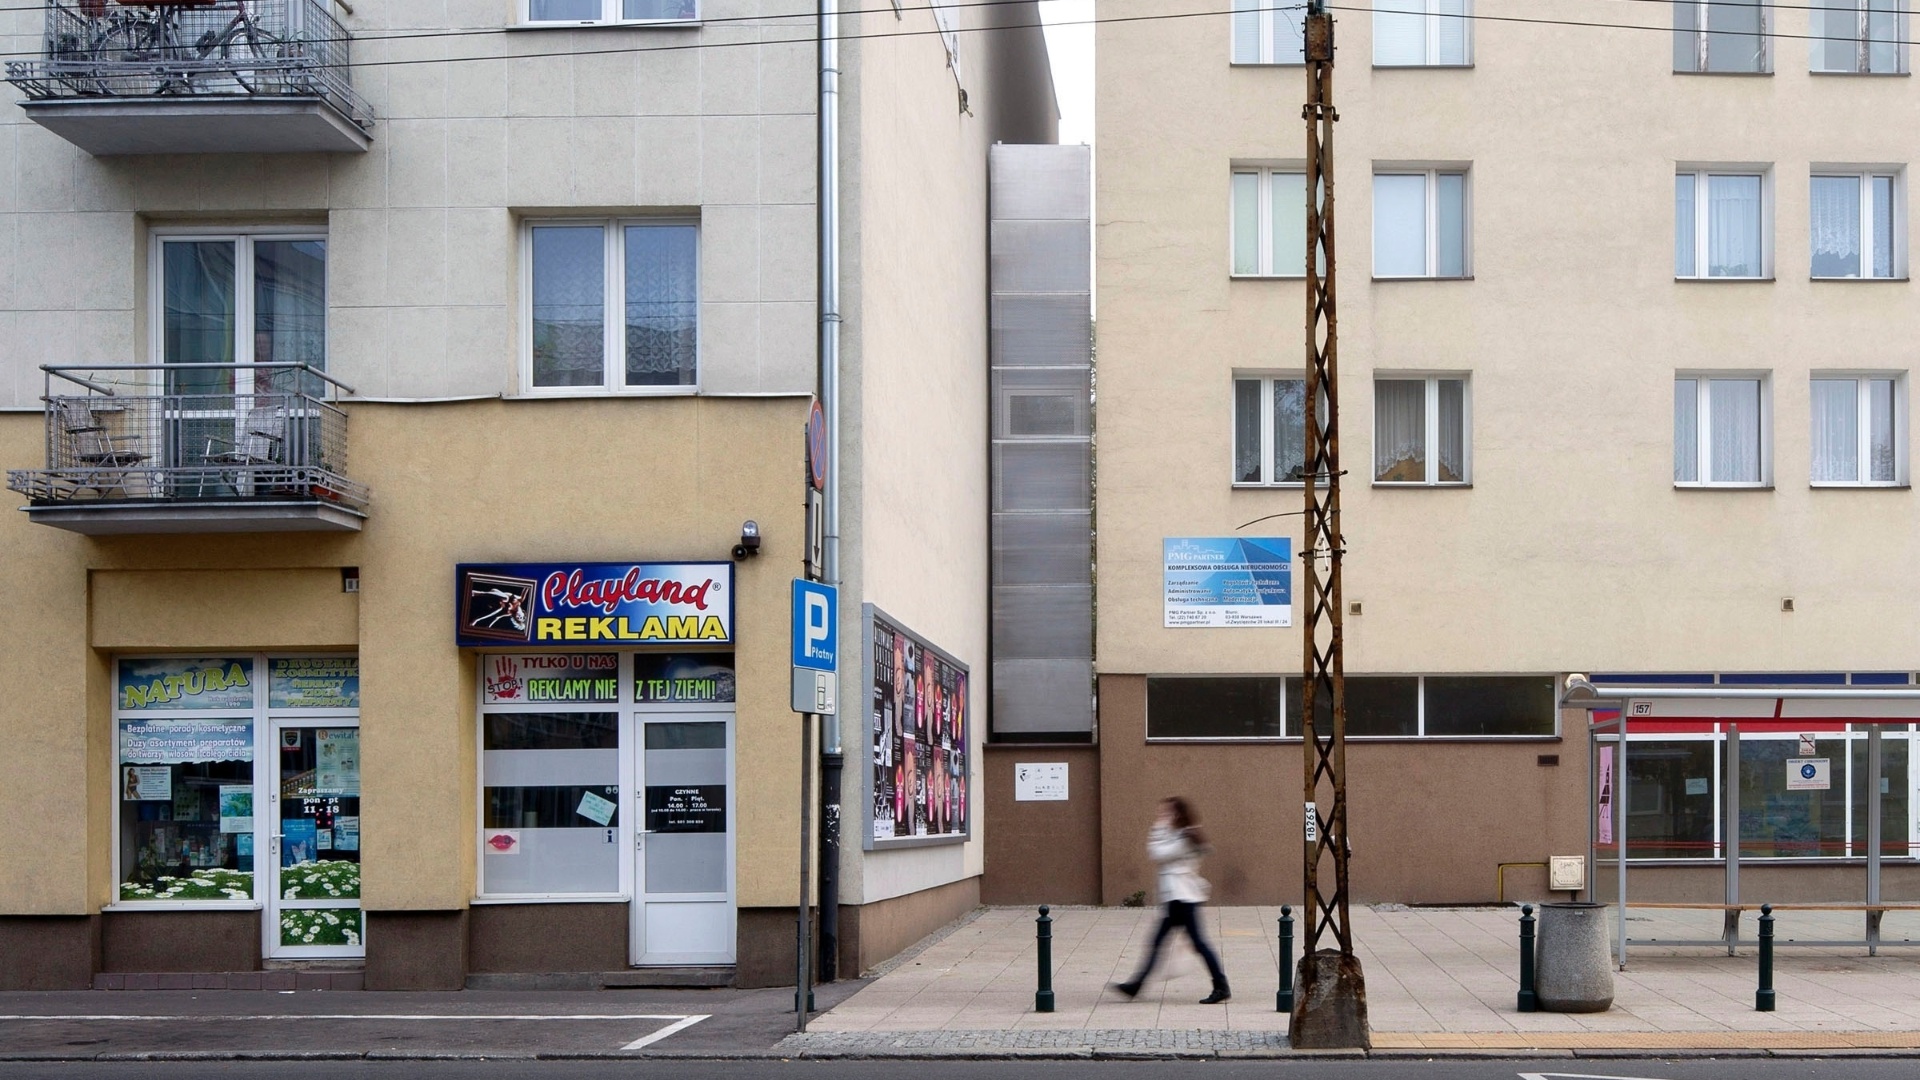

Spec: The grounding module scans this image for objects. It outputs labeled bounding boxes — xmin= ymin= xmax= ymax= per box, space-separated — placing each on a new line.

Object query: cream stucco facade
xmin=0 ymin=0 xmax=1055 ymax=989
xmin=1075 ymin=0 xmax=1920 ymax=906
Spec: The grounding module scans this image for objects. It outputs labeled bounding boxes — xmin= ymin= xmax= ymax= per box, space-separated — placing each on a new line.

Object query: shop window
xmin=1284 ymin=676 xmax=1420 ymax=737
xmin=480 ymin=711 xmax=622 ymax=897
xmin=1424 ymin=675 xmax=1556 ymax=736
xmin=1146 ymin=677 xmax=1282 ymax=739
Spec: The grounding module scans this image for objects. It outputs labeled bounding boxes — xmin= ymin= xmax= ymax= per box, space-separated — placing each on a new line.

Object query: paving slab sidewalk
xmin=777 ymin=904 xmax=1920 ymax=1056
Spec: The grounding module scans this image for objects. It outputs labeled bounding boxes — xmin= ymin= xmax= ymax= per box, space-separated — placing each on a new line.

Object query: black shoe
xmin=1112 ymin=980 xmax=1141 ymax=999
xmin=1200 ymin=983 xmax=1231 ymax=1004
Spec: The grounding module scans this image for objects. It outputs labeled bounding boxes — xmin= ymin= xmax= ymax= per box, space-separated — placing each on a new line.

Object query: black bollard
xmin=1517 ymin=903 xmax=1538 ymax=1012
xmin=1035 ymin=905 xmax=1055 ymax=1013
xmin=1277 ymin=905 xmax=1295 ymax=1012
xmin=1756 ymin=903 xmax=1775 ymax=1012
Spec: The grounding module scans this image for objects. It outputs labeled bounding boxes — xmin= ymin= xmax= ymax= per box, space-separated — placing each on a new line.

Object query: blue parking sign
xmin=791 ymin=580 xmax=837 ymax=672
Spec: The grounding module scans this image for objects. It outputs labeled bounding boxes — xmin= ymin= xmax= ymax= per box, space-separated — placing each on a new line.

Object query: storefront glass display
xmin=274 ymin=725 xmax=362 ymax=949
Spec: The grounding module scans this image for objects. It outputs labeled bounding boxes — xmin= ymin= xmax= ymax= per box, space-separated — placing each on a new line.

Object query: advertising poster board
xmin=118 ymin=658 xmax=255 ymax=711
xmin=269 ymin=658 xmax=360 ymax=709
xmin=865 ymin=605 xmax=970 ymax=848
xmin=455 ymin=563 xmax=733 ymax=647
xmin=1162 ymin=537 xmax=1293 ymax=627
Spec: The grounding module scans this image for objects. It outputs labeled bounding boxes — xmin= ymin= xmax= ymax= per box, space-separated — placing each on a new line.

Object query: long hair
xmin=1165 ymin=796 xmax=1206 ymax=845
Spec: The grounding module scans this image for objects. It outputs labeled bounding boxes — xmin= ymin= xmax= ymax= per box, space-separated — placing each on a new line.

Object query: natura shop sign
xmin=456 ymin=562 xmax=734 ymax=647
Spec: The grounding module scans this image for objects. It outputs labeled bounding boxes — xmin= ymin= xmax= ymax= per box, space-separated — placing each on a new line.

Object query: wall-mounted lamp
xmin=732 ymin=520 xmax=762 ymax=561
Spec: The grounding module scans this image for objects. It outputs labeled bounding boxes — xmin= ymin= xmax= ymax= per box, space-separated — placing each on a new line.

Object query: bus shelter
xmin=1567 ymin=676 xmax=1920 ymax=968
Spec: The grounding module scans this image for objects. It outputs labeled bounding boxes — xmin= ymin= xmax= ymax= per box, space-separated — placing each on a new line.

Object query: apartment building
xmin=0 ymin=0 xmax=1056 ymax=990
xmin=984 ymin=0 xmax=1920 ymax=911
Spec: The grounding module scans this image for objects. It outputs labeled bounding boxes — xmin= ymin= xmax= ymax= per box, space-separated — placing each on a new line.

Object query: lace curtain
xmin=1810 ymin=379 xmax=1859 ymax=481
xmin=1674 ymin=378 xmax=1698 ymax=482
xmin=1706 ymin=175 xmax=1762 ymax=277
xmin=530 ymin=226 xmax=606 ymax=388
xmin=624 ymin=224 xmax=698 ymax=387
xmin=1234 ymin=379 xmax=1262 ymax=483
xmin=1708 ymin=378 xmax=1761 ymax=483
xmin=1810 ymin=175 xmax=1862 ymax=277
xmin=1374 ymin=379 xmax=1426 ymax=481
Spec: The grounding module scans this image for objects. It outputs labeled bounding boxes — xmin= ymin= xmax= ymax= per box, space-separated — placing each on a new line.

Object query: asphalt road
xmin=0 ymin=1060 xmax=1915 ymax=1079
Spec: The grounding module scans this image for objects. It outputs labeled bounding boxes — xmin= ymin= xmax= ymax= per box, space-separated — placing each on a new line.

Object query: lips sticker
xmin=485 ymin=830 xmax=520 ymax=855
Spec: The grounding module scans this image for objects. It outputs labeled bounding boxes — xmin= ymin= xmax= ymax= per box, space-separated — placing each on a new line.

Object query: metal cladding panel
xmin=992 ymin=512 xmax=1093 ymax=586
xmin=992 ymin=660 xmax=1096 ymax=735
xmin=990 ymin=144 xmax=1093 ymax=736
xmin=990 ymin=220 xmax=1093 ymax=294
xmin=991 ymin=294 xmax=1092 ymax=367
xmin=993 ymin=586 xmax=1095 ymax=658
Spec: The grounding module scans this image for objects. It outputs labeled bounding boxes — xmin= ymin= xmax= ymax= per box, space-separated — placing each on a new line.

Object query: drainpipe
xmin=815 ymin=0 xmax=845 ymax=984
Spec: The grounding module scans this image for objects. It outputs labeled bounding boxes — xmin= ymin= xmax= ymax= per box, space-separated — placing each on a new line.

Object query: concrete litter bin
xmin=1534 ymin=901 xmax=1614 ymax=1012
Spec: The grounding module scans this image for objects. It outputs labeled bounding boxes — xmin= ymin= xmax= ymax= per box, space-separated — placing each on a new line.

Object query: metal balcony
xmin=5 ymin=1 xmax=373 ymax=155
xmin=7 ymin=364 xmax=369 ymax=534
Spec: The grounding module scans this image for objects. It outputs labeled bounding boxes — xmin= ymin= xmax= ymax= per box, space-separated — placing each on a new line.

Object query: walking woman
xmin=1113 ymin=796 xmax=1230 ymax=1003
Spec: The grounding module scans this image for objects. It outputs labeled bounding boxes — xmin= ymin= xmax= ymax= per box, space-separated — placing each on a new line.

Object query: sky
xmin=1038 ymin=0 xmax=1094 ymax=145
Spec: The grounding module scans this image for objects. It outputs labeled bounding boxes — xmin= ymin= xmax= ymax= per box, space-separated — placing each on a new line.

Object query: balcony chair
xmin=53 ymin=397 xmax=149 ymax=498
xmin=201 ymin=399 xmax=288 ymax=497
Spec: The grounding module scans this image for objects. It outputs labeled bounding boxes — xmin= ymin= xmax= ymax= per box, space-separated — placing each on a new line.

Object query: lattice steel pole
xmin=1291 ymin=0 xmax=1369 ymax=1049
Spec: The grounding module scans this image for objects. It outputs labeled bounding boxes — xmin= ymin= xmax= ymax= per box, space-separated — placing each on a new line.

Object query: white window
xmin=1374 ymin=0 xmax=1470 ymax=66
xmin=1811 ymin=172 xmax=1902 ymax=279
xmin=1233 ymin=0 xmax=1307 ymax=63
xmin=1675 ymin=171 xmax=1769 ymax=279
xmin=1674 ymin=0 xmax=1770 ymax=72
xmin=1373 ymin=376 xmax=1469 ymax=485
xmin=1675 ymin=375 xmax=1770 ymax=486
xmin=1373 ymin=169 xmax=1468 ymax=278
xmin=1232 ymin=168 xmax=1310 ymax=276
xmin=1811 ymin=0 xmax=1906 ymax=73
xmin=1811 ymin=375 xmax=1905 ymax=485
xmin=523 ymin=0 xmax=697 ymax=23
xmin=523 ymin=220 xmax=698 ymax=393
xmin=154 ymin=231 xmax=327 ymax=371
xmin=1234 ymin=374 xmax=1309 ymax=484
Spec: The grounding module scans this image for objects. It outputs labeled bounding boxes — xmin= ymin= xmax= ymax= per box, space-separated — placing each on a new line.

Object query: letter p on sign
xmin=791 ymin=579 xmax=838 ymax=672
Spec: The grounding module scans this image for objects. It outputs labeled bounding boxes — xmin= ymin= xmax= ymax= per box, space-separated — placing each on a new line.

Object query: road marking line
xmin=1519 ymin=1073 xmax=1678 ymax=1080
xmin=622 ymin=1014 xmax=709 ymax=1050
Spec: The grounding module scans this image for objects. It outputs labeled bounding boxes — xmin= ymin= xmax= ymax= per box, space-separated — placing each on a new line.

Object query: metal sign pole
xmin=795 ymin=712 xmax=814 ymax=1030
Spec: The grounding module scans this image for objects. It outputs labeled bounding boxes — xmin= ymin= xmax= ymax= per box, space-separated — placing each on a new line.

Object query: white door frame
xmin=263 ymin=714 xmax=365 ymax=960
xmin=629 ymin=708 xmax=736 ymax=966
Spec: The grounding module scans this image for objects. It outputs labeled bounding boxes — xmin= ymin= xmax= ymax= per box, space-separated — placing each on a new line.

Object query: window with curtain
xmin=1811 ymin=376 xmax=1902 ymax=484
xmin=1374 ymin=170 xmax=1468 ymax=278
xmin=1675 ymin=375 xmax=1767 ymax=485
xmin=1810 ymin=0 xmax=1905 ymax=72
xmin=1810 ymin=173 xmax=1899 ymax=279
xmin=1233 ymin=375 xmax=1308 ymax=484
xmin=525 ymin=0 xmax=698 ymax=23
xmin=1674 ymin=0 xmax=1770 ymax=72
xmin=1675 ymin=171 xmax=1767 ymax=278
xmin=1231 ymin=168 xmax=1312 ymax=276
xmin=527 ymin=220 xmax=698 ymax=392
xmin=1374 ymin=0 xmax=1470 ymax=65
xmin=1374 ymin=376 xmax=1468 ymax=485
xmin=1232 ymin=0 xmax=1307 ymax=63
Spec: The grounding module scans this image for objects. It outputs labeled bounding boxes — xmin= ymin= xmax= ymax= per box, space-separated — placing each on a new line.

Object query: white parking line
xmin=0 ymin=1013 xmax=712 ymax=1050
xmin=621 ymin=1013 xmax=710 ymax=1050
xmin=1519 ymin=1073 xmax=1678 ymax=1080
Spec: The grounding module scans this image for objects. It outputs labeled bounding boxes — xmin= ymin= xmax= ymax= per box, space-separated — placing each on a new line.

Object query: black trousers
xmin=1129 ymin=900 xmax=1227 ymax=987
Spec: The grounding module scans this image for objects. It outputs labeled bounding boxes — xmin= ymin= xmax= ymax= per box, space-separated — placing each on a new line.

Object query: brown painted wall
xmin=468 ymin=903 xmax=627 ymax=973
xmin=0 ymin=916 xmax=99 ymax=990
xmin=842 ymin=875 xmax=980 ymax=976
xmin=982 ymin=746 xmax=1102 ymax=905
xmin=365 ymin=910 xmax=467 ymax=991
xmin=1097 ymin=676 xmax=1588 ymax=905
xmin=101 ymin=911 xmax=259 ymax=972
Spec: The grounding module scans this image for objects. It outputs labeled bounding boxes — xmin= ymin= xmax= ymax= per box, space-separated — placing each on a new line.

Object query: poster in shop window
xmin=865 ymin=605 xmax=971 ymax=848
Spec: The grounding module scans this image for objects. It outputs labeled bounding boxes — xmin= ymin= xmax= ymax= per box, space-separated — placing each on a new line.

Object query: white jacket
xmin=1148 ymin=823 xmax=1211 ymax=905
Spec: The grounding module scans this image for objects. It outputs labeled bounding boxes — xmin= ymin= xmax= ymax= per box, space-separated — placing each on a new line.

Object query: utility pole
xmin=1292 ymin=0 xmax=1369 ymax=1050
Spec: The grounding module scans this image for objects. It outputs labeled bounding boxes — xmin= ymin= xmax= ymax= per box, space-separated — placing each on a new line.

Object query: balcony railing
xmin=7 ymin=364 xmax=369 ymax=534
xmin=5 ymin=1 xmax=374 ymax=154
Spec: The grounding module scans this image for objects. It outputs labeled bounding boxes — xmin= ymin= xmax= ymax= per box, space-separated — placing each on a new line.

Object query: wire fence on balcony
xmin=6 ymin=364 xmax=369 ymax=511
xmin=5 ymin=0 xmax=373 ymax=131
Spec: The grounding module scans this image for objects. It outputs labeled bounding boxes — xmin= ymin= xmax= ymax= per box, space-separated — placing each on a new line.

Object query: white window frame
xmin=1233 ymin=372 xmax=1311 ymax=486
xmin=147 ymin=227 xmax=330 ymax=380
xmin=1372 ymin=0 xmax=1473 ymax=67
xmin=1232 ymin=0 xmax=1308 ymax=64
xmin=1372 ymin=168 xmax=1471 ymax=279
xmin=1675 ymin=0 xmax=1773 ymax=73
xmin=1674 ymin=372 xmax=1773 ymax=488
xmin=1231 ymin=167 xmax=1308 ymax=278
xmin=1675 ymin=168 xmax=1773 ymax=280
xmin=1371 ymin=373 xmax=1471 ymax=486
xmin=1810 ymin=169 xmax=1905 ymax=280
xmin=519 ymin=218 xmax=701 ymax=397
xmin=1809 ymin=0 xmax=1908 ymax=73
xmin=519 ymin=0 xmax=699 ymax=26
xmin=1809 ymin=372 xmax=1908 ymax=487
